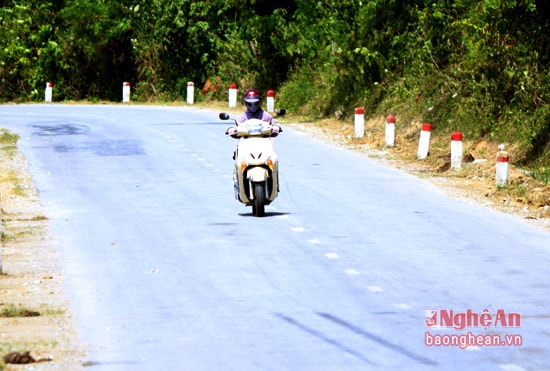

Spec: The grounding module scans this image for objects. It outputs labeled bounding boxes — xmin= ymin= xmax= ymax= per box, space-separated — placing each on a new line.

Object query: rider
xmin=226 ymin=89 xmax=282 ymax=160
xmin=229 ymin=89 xmax=282 ymax=136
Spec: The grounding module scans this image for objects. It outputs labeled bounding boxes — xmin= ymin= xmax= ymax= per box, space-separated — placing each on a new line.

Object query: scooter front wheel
xmin=253 ymin=182 xmax=266 ymax=217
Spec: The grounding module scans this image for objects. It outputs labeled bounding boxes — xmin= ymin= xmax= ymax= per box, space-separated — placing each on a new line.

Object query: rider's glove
xmin=271 ymin=125 xmax=281 ymax=136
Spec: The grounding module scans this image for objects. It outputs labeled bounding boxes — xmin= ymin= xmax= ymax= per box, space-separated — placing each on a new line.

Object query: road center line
xmin=345 ymin=269 xmax=360 ymax=276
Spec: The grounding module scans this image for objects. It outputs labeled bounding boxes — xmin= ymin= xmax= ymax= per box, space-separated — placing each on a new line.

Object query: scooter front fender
xmin=247 ymin=167 xmax=269 ymax=182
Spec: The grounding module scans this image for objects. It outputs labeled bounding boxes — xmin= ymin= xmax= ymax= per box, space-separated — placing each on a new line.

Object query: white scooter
xmin=220 ymin=112 xmax=282 ymax=217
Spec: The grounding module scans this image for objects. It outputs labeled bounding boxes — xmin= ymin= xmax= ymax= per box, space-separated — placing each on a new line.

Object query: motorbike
xmin=220 ymin=112 xmax=282 ymax=217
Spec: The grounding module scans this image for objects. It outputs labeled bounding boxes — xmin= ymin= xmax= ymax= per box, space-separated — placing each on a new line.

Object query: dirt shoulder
xmin=0 ymin=140 xmax=86 ymax=370
xmin=284 ymin=116 xmax=550 ymax=232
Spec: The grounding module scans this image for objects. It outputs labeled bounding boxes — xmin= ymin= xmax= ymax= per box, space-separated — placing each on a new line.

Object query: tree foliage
xmin=0 ymin=0 xmax=549 ymax=164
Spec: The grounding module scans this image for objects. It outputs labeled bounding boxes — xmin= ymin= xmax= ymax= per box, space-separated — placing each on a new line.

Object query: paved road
xmin=1 ymin=104 xmax=549 ymax=370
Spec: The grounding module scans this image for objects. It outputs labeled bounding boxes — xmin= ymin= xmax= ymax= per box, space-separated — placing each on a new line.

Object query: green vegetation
xmin=0 ymin=129 xmax=25 ymax=196
xmin=0 ymin=304 xmax=40 ymax=318
xmin=0 ymin=129 xmax=19 ymax=146
xmin=0 ymin=304 xmax=63 ymax=318
xmin=0 ymin=0 xmax=549 ymax=170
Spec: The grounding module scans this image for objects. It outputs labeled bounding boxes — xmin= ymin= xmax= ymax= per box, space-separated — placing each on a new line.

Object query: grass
xmin=0 ymin=304 xmax=40 ymax=318
xmin=0 ymin=129 xmax=18 ymax=145
xmin=0 ymin=303 xmax=63 ymax=370
xmin=0 ymin=170 xmax=26 ymax=197
xmin=533 ymin=167 xmax=550 ymax=184
xmin=516 ymin=183 xmax=529 ymax=198
xmin=0 ymin=303 xmax=64 ymax=318
xmin=0 ymin=229 xmax=35 ymax=243
xmin=0 ymin=129 xmax=27 ymax=197
xmin=0 ymin=340 xmax=59 ymax=370
xmin=41 ymin=308 xmax=65 ymax=316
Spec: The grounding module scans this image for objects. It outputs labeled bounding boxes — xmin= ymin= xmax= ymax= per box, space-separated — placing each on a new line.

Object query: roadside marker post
xmin=354 ymin=107 xmax=365 ymax=138
xmin=45 ymin=82 xmax=53 ymax=103
xmin=450 ymin=132 xmax=463 ymax=170
xmin=228 ymin=84 xmax=238 ymax=108
xmin=496 ymin=144 xmax=509 ymax=186
xmin=417 ymin=123 xmax=432 ymax=159
xmin=187 ymin=82 xmax=194 ymax=105
xmin=385 ymin=114 xmax=396 ymax=147
xmin=122 ymin=82 xmax=131 ymax=103
xmin=266 ymin=90 xmax=275 ymax=113
xmin=0 ymin=200 xmax=2 ymax=273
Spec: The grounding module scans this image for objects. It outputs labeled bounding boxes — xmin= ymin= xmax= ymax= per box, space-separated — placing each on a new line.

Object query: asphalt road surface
xmin=1 ymin=104 xmax=549 ymax=370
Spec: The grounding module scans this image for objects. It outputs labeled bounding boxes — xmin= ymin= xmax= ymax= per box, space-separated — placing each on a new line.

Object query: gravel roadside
xmin=0 ymin=141 xmax=86 ymax=370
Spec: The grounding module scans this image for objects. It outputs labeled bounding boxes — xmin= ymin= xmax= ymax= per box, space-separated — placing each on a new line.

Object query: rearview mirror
xmin=275 ymin=109 xmax=286 ymax=117
xmin=219 ymin=112 xmax=230 ymax=120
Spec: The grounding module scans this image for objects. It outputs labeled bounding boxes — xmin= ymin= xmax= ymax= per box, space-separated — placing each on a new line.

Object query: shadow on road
xmin=238 ymin=211 xmax=291 ymax=218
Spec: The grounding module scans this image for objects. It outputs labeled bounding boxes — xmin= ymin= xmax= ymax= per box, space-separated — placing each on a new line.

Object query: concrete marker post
xmin=354 ymin=107 xmax=365 ymax=138
xmin=187 ymin=82 xmax=194 ymax=105
xmin=45 ymin=82 xmax=53 ymax=103
xmin=496 ymin=144 xmax=509 ymax=187
xmin=417 ymin=123 xmax=432 ymax=159
xmin=122 ymin=82 xmax=131 ymax=103
xmin=228 ymin=84 xmax=238 ymax=108
xmin=385 ymin=114 xmax=396 ymax=147
xmin=266 ymin=90 xmax=275 ymax=113
xmin=0 ymin=197 xmax=2 ymax=273
xmin=450 ymin=132 xmax=463 ymax=170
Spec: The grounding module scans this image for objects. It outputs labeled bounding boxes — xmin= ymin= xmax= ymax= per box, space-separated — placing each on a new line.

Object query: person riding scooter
xmin=220 ymin=90 xmax=283 ymax=216
xmin=227 ymin=89 xmax=282 ymax=138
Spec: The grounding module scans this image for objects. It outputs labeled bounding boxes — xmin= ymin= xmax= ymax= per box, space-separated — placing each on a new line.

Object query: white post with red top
xmin=417 ymin=123 xmax=432 ymax=159
xmin=0 ymin=204 xmax=2 ymax=271
xmin=122 ymin=82 xmax=131 ymax=103
xmin=266 ymin=90 xmax=275 ymax=113
xmin=385 ymin=114 xmax=395 ymax=147
xmin=228 ymin=84 xmax=238 ymax=108
xmin=450 ymin=132 xmax=463 ymax=170
xmin=187 ymin=82 xmax=194 ymax=105
xmin=354 ymin=107 xmax=365 ymax=138
xmin=45 ymin=82 xmax=53 ymax=102
xmin=496 ymin=144 xmax=509 ymax=186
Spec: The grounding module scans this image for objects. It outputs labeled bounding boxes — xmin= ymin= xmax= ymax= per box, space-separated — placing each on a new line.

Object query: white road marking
xmin=345 ymin=269 xmax=360 ymax=276
xmin=499 ymin=365 xmax=526 ymax=371
xmin=367 ymin=286 xmax=383 ymax=292
xmin=325 ymin=253 xmax=340 ymax=259
xmin=465 ymin=346 xmax=481 ymax=351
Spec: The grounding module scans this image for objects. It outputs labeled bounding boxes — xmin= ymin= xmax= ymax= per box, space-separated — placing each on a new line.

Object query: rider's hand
xmin=226 ymin=127 xmax=238 ymax=136
xmin=272 ymin=125 xmax=281 ymax=135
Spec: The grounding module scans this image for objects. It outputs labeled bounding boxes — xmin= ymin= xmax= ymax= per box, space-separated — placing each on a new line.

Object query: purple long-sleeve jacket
xmin=237 ymin=109 xmax=277 ymax=125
